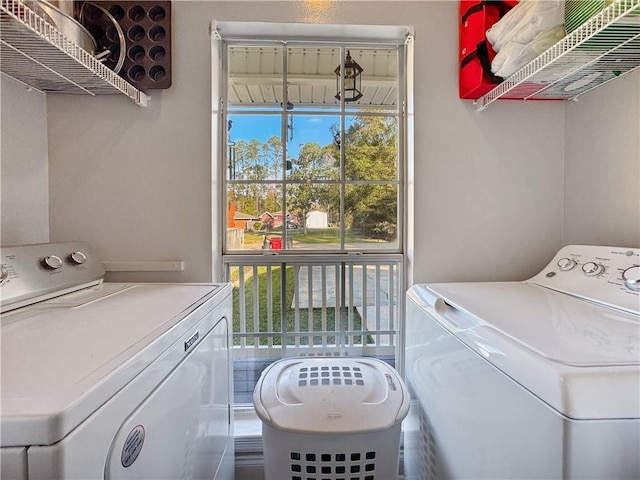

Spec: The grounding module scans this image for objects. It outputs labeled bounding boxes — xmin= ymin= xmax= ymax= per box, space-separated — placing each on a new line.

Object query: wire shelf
xmin=0 ymin=0 xmax=149 ymax=106
xmin=476 ymin=0 xmax=640 ymax=110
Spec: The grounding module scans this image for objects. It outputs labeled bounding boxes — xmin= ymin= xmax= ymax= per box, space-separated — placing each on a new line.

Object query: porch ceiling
xmin=228 ymin=47 xmax=398 ymax=108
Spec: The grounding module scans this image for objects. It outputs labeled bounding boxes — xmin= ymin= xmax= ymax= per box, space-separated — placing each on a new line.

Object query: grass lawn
xmin=243 ymin=227 xmax=381 ymax=247
xmin=289 ymin=228 xmax=358 ymax=244
xmin=232 ymin=265 xmax=371 ymax=346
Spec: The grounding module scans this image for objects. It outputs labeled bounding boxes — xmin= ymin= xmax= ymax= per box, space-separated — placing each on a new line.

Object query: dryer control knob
xmin=69 ymin=251 xmax=87 ymax=265
xmin=557 ymin=257 xmax=576 ymax=271
xmin=43 ymin=255 xmax=63 ymax=270
xmin=0 ymin=265 xmax=8 ymax=283
xmin=622 ymin=265 xmax=640 ymax=291
xmin=582 ymin=262 xmax=604 ymax=277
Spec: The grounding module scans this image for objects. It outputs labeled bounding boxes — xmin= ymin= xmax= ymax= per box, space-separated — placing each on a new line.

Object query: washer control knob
xmin=69 ymin=251 xmax=87 ymax=265
xmin=582 ymin=261 xmax=604 ymax=277
xmin=43 ymin=255 xmax=63 ymax=270
xmin=622 ymin=265 xmax=640 ymax=291
xmin=557 ymin=257 xmax=576 ymax=271
xmin=0 ymin=265 xmax=8 ymax=283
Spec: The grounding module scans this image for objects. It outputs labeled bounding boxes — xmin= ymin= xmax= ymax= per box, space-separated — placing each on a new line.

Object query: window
xmin=213 ymin=22 xmax=411 ymax=405
xmin=225 ymin=44 xmax=402 ymax=252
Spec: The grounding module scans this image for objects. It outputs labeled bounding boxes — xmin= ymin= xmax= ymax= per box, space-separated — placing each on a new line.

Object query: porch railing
xmin=223 ymin=254 xmax=403 ymax=402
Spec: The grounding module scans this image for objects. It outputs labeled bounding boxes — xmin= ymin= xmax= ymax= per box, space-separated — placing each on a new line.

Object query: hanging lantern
xmin=334 ymin=50 xmax=363 ymax=102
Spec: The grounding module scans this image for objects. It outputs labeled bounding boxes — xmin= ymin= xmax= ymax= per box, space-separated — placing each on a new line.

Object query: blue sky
xmin=228 ymin=114 xmax=339 ymax=158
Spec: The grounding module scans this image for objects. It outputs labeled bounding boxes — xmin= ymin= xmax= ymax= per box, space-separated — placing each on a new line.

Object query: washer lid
xmin=410 ymin=282 xmax=640 ymax=419
xmin=0 ymin=283 xmax=225 ymax=447
xmin=426 ymin=282 xmax=639 ymax=367
xmin=253 ymin=357 xmax=410 ymax=434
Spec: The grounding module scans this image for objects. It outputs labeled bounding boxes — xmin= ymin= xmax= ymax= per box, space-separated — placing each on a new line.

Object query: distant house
xmin=260 ymin=212 xmax=300 ymax=231
xmin=227 ymin=203 xmax=260 ymax=231
xmin=260 ymin=212 xmax=276 ymax=230
xmin=306 ymin=211 xmax=328 ymax=229
xmin=233 ymin=211 xmax=260 ymax=231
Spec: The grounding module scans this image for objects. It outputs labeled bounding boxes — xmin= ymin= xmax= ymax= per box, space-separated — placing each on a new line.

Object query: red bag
xmin=459 ymin=1 xmax=518 ymax=99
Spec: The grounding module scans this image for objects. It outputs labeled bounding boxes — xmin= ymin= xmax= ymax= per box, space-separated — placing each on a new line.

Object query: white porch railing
xmin=224 ymin=254 xmax=403 ymax=402
xmin=224 ymin=254 xmax=402 ymax=356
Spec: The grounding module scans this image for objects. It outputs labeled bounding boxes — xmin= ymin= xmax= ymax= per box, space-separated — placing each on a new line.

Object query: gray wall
xmin=2 ymin=1 xmax=639 ymax=284
xmin=1 ymin=76 xmax=50 ymax=246
xmin=406 ymin=0 xmax=565 ymax=282
xmin=564 ymin=69 xmax=640 ymax=248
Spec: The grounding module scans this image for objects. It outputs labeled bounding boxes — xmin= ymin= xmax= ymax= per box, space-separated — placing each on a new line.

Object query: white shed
xmin=306 ymin=211 xmax=328 ymax=229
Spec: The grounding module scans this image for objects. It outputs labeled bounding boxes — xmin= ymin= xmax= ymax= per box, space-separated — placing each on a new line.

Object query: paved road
xmin=293 ymin=264 xmax=395 ymax=343
xmin=294 ymin=264 xmax=390 ymax=308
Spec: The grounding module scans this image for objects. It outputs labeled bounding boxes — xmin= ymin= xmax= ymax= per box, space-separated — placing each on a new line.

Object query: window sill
xmin=235 ymin=405 xmax=262 ymax=438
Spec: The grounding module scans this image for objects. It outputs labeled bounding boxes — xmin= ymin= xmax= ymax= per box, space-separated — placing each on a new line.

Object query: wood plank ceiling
xmin=228 ymin=46 xmax=398 ymax=108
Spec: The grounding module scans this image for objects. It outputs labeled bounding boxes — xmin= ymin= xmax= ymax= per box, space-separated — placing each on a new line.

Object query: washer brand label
xmin=184 ymin=331 xmax=199 ymax=352
xmin=121 ymin=425 xmax=145 ymax=468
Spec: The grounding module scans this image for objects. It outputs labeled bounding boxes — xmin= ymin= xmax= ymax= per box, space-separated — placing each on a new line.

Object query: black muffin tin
xmin=87 ymin=1 xmax=171 ymax=90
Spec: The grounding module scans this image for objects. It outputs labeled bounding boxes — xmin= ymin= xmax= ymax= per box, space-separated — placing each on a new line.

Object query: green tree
xmin=343 ymin=116 xmax=397 ymax=182
xmin=229 ymin=115 xmax=398 ymax=240
xmin=232 ymin=136 xmax=287 ymax=216
xmin=287 ymin=142 xmax=337 ymax=233
xmin=331 ymin=116 xmax=398 ymax=238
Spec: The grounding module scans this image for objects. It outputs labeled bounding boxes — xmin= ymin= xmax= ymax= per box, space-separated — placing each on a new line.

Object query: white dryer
xmin=0 ymin=242 xmax=234 ymax=480
xmin=404 ymin=245 xmax=640 ymax=479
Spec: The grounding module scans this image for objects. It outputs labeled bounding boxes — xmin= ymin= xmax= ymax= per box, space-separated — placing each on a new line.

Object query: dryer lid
xmin=0 ymin=283 xmax=225 ymax=447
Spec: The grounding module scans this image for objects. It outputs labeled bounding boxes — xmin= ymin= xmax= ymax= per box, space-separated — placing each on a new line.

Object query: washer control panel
xmin=0 ymin=242 xmax=105 ymax=313
xmin=527 ymin=245 xmax=640 ymax=315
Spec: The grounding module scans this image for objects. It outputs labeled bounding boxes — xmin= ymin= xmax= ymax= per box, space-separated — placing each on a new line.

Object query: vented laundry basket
xmin=253 ymin=357 xmax=410 ymax=480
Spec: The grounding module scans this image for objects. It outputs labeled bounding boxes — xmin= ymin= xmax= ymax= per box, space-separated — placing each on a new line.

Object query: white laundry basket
xmin=253 ymin=357 xmax=410 ymax=480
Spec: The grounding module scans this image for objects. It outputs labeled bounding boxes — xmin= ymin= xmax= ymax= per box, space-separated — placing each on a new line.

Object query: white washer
xmin=404 ymin=245 xmax=640 ymax=480
xmin=1 ymin=242 xmax=234 ymax=480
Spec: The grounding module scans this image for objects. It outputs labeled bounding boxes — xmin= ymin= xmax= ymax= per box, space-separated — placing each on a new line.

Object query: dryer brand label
xmin=184 ymin=331 xmax=199 ymax=352
xmin=121 ymin=425 xmax=145 ymax=468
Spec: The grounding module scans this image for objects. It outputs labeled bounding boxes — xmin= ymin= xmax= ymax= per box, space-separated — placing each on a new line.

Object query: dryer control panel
xmin=0 ymin=242 xmax=105 ymax=313
xmin=527 ymin=245 xmax=640 ymax=315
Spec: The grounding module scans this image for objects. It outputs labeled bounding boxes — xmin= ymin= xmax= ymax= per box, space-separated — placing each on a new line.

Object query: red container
xmin=270 ymin=237 xmax=282 ymax=250
xmin=459 ymin=0 xmax=518 ymax=99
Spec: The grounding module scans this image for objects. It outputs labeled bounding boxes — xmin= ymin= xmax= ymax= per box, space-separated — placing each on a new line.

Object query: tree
xmin=343 ymin=116 xmax=397 ymax=182
xmin=228 ymin=114 xmax=398 ymax=240
xmin=286 ymin=142 xmax=337 ymax=234
xmin=231 ymin=136 xmax=287 ymax=216
xmin=331 ymin=116 xmax=398 ymax=238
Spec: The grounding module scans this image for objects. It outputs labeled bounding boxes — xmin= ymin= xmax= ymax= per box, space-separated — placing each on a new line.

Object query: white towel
xmin=491 ymin=24 xmax=566 ymax=78
xmin=487 ymin=0 xmax=565 ymax=53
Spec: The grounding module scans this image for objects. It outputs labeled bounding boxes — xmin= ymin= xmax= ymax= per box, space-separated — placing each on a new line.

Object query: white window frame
xmin=211 ymin=20 xmax=413 ymax=270
xmin=211 ymin=19 xmax=414 ymax=365
xmin=211 ymin=21 xmax=414 ymax=459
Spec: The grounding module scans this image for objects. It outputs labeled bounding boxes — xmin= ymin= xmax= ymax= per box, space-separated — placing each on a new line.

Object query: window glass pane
xmin=223 ymin=39 xmax=404 ymax=406
xmin=287 ymin=47 xmax=341 ymax=112
xmin=344 ymin=184 xmax=399 ymax=250
xmin=287 ymin=114 xmax=341 ymax=180
xmin=228 ymin=258 xmax=401 ymax=405
xmin=282 ymin=264 xmax=371 ymax=348
xmin=227 ymin=184 xmax=282 ymax=251
xmin=286 ymin=184 xmax=341 ymax=250
xmin=344 ymin=48 xmax=398 ymax=113
xmin=228 ymin=45 xmax=283 ymax=110
xmin=345 ymin=115 xmax=398 ymax=181
xmin=231 ymin=264 xmax=284 ymax=348
xmin=227 ymin=114 xmax=285 ymax=181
